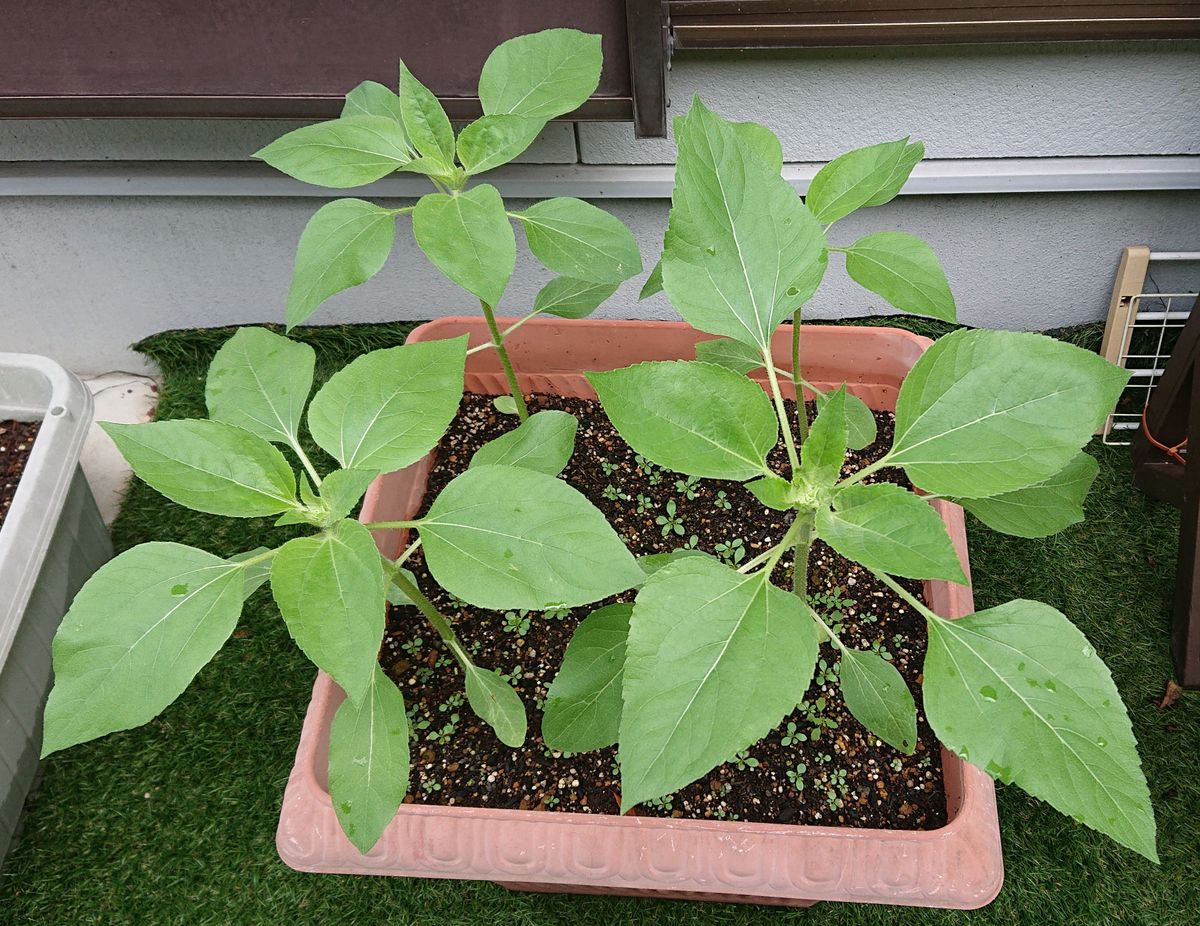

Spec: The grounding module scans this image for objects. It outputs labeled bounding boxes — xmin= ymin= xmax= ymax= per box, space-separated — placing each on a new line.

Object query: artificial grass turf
xmin=2 ymin=318 xmax=1198 ymax=926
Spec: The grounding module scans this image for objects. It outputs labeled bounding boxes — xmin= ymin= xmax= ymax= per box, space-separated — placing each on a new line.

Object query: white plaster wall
xmin=578 ymin=42 xmax=1200 ymax=163
xmin=0 ymin=120 xmax=578 ymax=163
xmin=2 ymin=191 xmax=1197 ymax=373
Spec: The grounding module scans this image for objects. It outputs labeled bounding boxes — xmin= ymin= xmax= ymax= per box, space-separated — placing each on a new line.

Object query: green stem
xmin=480 ymin=299 xmax=529 ymax=421
xmin=836 ymin=454 xmax=892 ymax=489
xmin=791 ymin=510 xmax=815 ymax=596
xmin=386 ymin=559 xmax=470 ymax=661
xmin=464 ymin=308 xmax=541 ymax=357
xmin=763 ymin=346 xmax=801 ymax=476
xmin=233 ymin=547 xmax=278 ymax=568
xmin=791 ymin=312 xmax=809 ymax=445
xmin=291 ymin=442 xmax=323 ymax=489
xmin=394 ymin=537 xmax=422 ymax=568
xmin=872 ymin=569 xmax=946 ymax=624
xmin=362 ymin=519 xmax=422 ymax=531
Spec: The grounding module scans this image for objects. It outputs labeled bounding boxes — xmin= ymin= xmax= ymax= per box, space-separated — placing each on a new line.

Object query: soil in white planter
xmin=0 ymin=420 xmax=39 ymax=530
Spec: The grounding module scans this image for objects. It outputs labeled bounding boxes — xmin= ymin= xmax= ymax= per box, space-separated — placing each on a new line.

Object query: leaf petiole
xmin=872 ymin=569 xmax=948 ymax=624
xmin=762 ymin=346 xmax=801 ymax=476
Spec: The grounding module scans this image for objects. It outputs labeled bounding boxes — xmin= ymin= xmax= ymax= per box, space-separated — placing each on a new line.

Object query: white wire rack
xmin=1100 ymin=249 xmax=1200 ymax=447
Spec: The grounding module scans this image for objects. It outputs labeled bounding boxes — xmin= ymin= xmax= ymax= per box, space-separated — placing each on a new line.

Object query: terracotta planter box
xmin=277 ymin=317 xmax=1003 ymax=909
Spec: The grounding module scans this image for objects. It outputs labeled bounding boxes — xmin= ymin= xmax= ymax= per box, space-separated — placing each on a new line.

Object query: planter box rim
xmin=277 ymin=317 xmax=1002 ymax=909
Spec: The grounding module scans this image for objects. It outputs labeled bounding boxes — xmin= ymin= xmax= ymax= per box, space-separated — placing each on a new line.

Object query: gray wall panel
xmin=578 ymin=42 xmax=1200 ymax=164
xmin=2 ymin=191 xmax=1197 ymax=373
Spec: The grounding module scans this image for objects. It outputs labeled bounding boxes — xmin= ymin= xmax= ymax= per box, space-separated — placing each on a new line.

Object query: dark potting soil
xmin=0 ymin=420 xmax=40 ymax=531
xmin=381 ymin=393 xmax=948 ymax=831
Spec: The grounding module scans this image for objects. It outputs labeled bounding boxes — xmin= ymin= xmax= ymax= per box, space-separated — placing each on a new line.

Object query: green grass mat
xmin=2 ymin=317 xmax=1196 ymax=926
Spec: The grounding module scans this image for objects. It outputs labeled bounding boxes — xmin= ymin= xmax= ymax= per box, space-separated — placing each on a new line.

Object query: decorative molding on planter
xmin=276 ymin=317 xmax=1004 ymax=909
xmin=0 ymin=156 xmax=1196 ymax=199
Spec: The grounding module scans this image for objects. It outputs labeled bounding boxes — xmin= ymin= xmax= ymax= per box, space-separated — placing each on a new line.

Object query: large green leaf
xmin=731 ymin=121 xmax=783 ymax=173
xmin=817 ymin=483 xmax=966 ymax=583
xmin=341 ymin=81 xmax=409 ymax=145
xmin=863 ymin=140 xmax=925 ymax=207
xmin=397 ymin=60 xmax=455 ymax=169
xmin=813 ymin=386 xmax=877 ymax=451
xmin=462 ymin=664 xmax=527 ymax=748
xmin=890 ymin=329 xmax=1129 ymax=498
xmin=801 ymin=385 xmax=847 ymax=489
xmin=102 ymin=420 xmax=297 ymax=518
xmin=254 ymin=116 xmax=412 ymax=188
xmin=516 ymin=198 xmax=642 ymax=284
xmin=469 ymin=409 xmax=577 ymax=476
xmin=694 ymin=337 xmax=763 ymax=374
xmin=412 ymin=185 xmax=515 ymax=306
xmin=270 ymin=520 xmax=385 ymax=703
xmin=533 ymin=276 xmax=618 ymax=319
xmin=419 ymin=464 xmax=642 ymax=610
xmin=306 ymin=336 xmax=466 ymax=472
xmin=284 ymin=198 xmax=397 ymax=328
xmin=206 ymin=327 xmax=315 ymax=446
xmin=924 ymin=601 xmax=1157 ymax=861
xmin=320 ymin=468 xmax=380 ymax=522
xmin=805 ymin=138 xmax=910 ymax=225
xmin=620 ymin=557 xmax=819 ymax=810
xmin=456 ymin=114 xmax=545 ymax=175
xmin=839 ymin=647 xmax=917 ymax=754
xmin=542 ymin=604 xmax=631 ymax=752
xmin=959 ymin=452 xmax=1099 ymax=538
xmin=587 ymin=361 xmax=777 ymax=481
xmin=662 ymin=97 xmax=826 ymax=348
xmin=42 ymin=543 xmax=244 ymax=755
xmin=328 ymin=665 xmax=410 ymax=853
xmin=844 ymin=231 xmax=956 ymax=323
xmin=478 ymin=29 xmax=602 ymax=120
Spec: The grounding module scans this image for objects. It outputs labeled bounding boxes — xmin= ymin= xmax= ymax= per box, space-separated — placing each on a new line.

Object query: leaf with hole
xmin=42 ymin=543 xmax=244 ymax=755
xmin=419 ymin=464 xmax=643 ymax=610
xmin=206 ymin=327 xmax=315 ymax=446
xmin=307 ymin=336 xmax=466 ymax=473
xmin=588 ymin=361 xmax=777 ymax=481
xmin=890 ymin=329 xmax=1129 ymax=498
xmin=542 ymin=604 xmax=631 ymax=752
xmin=470 ymin=410 xmax=577 ymax=476
xmin=270 ymin=520 xmax=385 ymax=703
xmin=924 ymin=600 xmax=1157 ymax=861
xmin=328 ymin=665 xmax=410 ymax=853
xmin=619 ymin=557 xmax=818 ymax=810
xmin=103 ymin=420 xmax=297 ymax=518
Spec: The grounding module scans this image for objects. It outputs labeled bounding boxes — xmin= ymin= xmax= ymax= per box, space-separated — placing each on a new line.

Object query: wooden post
xmin=1099 ymin=246 xmax=1151 ymax=436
